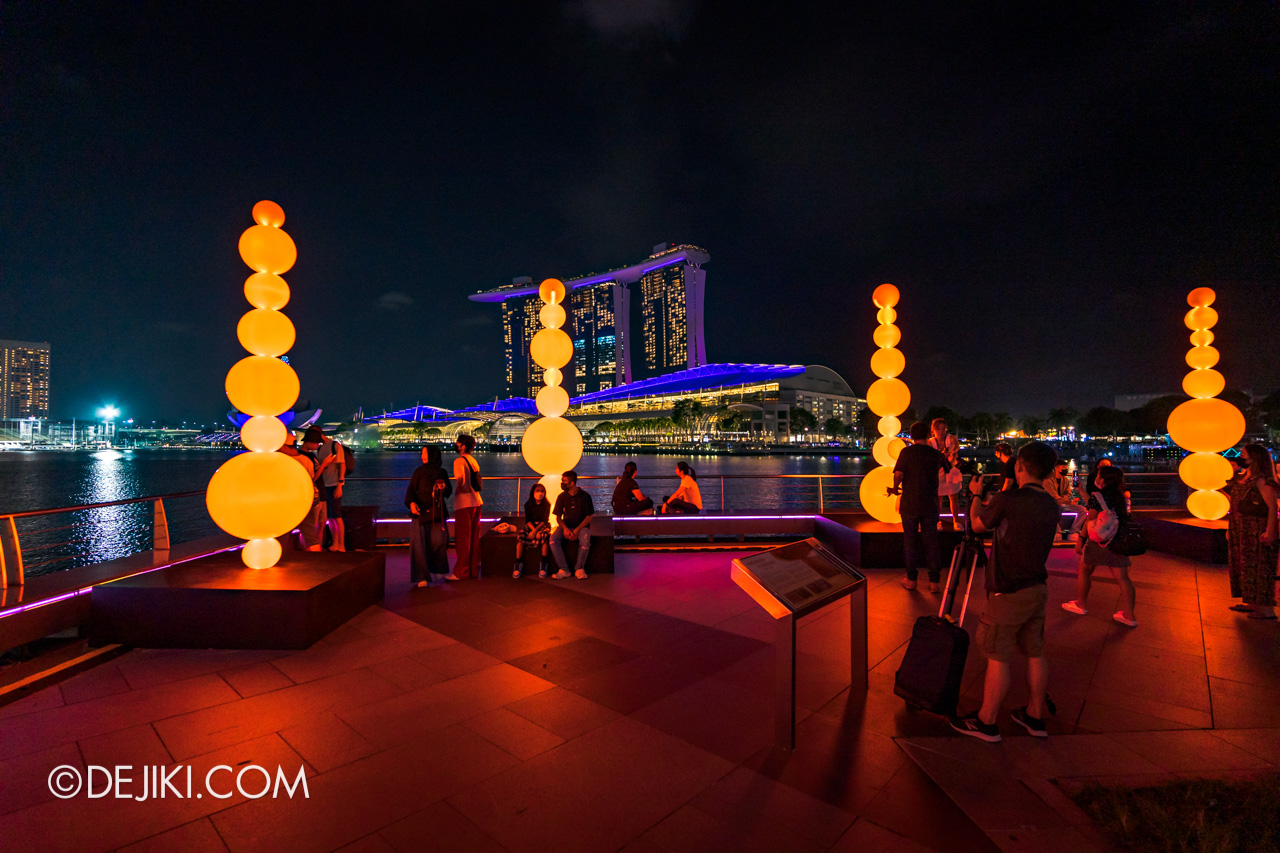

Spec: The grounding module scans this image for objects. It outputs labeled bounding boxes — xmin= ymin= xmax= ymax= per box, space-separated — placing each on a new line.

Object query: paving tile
xmin=58 ymin=663 xmax=132 ymax=705
xmin=1076 ymin=701 xmax=1199 ymax=733
xmin=338 ymin=664 xmax=554 ymax=750
xmin=118 ymin=818 xmax=230 ymax=853
xmin=712 ymin=607 xmax=778 ymax=642
xmin=0 ymin=734 xmax=309 ymax=853
xmin=507 ymin=636 xmax=639 ymax=685
xmin=78 ymin=723 xmax=173 ymax=769
xmin=1210 ymin=728 xmax=1280 ymax=765
xmin=689 ymin=765 xmax=855 ymax=848
xmin=1082 ymin=684 xmax=1212 ymax=728
xmin=1202 ymin=624 xmax=1280 ymax=688
xmin=828 ymin=817 xmax=942 ymax=853
xmin=661 ymin=594 xmax=756 ymax=628
xmin=272 ymin=625 xmax=455 ymax=684
xmin=0 ymin=741 xmax=83 ymax=816
xmin=855 ymin=757 xmax=999 ymax=853
xmin=1112 ymin=729 xmax=1276 ymax=772
xmin=334 ymin=834 xmax=398 ymax=853
xmin=366 ymin=656 xmax=449 ymax=691
xmin=561 ymin=654 xmax=706 ymax=715
xmin=448 ymin=717 xmax=733 ymax=853
xmin=462 ymin=707 xmax=565 ymax=760
xmin=988 ymin=827 xmax=1107 ymax=853
xmin=1086 ymin=642 xmax=1210 ymax=713
xmin=0 ymin=674 xmax=239 ymax=761
xmin=212 ymin=726 xmax=517 ymax=853
xmin=572 ymin=610 xmax=701 ymax=654
xmin=378 ymin=801 xmax=507 ymax=853
xmin=504 ymin=686 xmax=621 ymax=739
xmin=279 ymin=713 xmax=379 ymax=773
xmin=118 ymin=649 xmax=282 ymax=691
xmin=219 ymin=662 xmax=294 ymax=699
xmin=345 ymin=605 xmax=432 ymax=636
xmin=1209 ymin=676 xmax=1280 ymax=728
xmin=410 ymin=643 xmax=501 ymax=678
xmin=631 ymin=675 xmax=778 ymax=763
xmin=0 ymin=684 xmax=65 ymax=720
xmin=153 ymin=668 xmax=401 ymax=760
xmin=466 ymin=619 xmax=586 ymax=661
xmin=638 ymin=804 xmax=823 ymax=853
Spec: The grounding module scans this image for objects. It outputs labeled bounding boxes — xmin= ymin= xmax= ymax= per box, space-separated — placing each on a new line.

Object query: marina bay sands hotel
xmin=469 ymin=244 xmax=708 ymax=398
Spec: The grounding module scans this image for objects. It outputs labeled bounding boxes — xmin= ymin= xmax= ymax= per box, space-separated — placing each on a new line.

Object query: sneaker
xmin=929 ymin=582 xmax=941 ymax=594
xmin=552 ymin=570 xmax=570 ymax=580
xmin=538 ymin=568 xmax=548 ymax=579
xmin=1112 ymin=611 xmax=1138 ymax=627
xmin=1061 ymin=601 xmax=1087 ymax=616
xmin=948 ymin=712 xmax=1001 ymax=743
xmin=512 ymin=569 xmax=522 ymax=579
xmin=415 ymin=580 xmax=428 ymax=588
xmin=1011 ymin=707 xmax=1048 ymax=737
xmin=900 ymin=578 xmax=917 ymax=590
xmin=575 ymin=569 xmax=588 ymax=580
xmin=444 ymin=574 xmax=461 ymax=582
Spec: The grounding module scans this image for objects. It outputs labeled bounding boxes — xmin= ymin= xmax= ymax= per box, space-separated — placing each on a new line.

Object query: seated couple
xmin=514 ymin=470 xmax=595 ymax=580
xmin=611 ymin=460 xmax=703 ymax=516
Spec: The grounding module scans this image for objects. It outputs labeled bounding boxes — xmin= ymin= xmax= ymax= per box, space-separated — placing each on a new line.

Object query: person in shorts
xmin=950 ymin=441 xmax=1060 ymax=742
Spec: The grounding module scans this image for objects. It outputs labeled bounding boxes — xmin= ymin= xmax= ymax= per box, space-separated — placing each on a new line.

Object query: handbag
xmin=1090 ymin=491 xmax=1147 ymax=556
xmin=1087 ymin=491 xmax=1120 ymax=544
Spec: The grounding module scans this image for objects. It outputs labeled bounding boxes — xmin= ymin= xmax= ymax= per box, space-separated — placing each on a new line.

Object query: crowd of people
xmin=889 ymin=420 xmax=1279 ymax=742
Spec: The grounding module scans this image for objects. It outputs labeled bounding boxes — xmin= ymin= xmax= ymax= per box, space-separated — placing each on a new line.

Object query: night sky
xmin=3 ymin=2 xmax=1277 ymax=424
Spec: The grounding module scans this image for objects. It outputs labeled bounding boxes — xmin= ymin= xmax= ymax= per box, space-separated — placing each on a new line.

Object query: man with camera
xmin=950 ymin=441 xmax=1060 ymax=742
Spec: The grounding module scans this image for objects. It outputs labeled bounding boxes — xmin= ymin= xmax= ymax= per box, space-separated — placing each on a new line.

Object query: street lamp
xmin=96 ymin=405 xmax=121 ymax=446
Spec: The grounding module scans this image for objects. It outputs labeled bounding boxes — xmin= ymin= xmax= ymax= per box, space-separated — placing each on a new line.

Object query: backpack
xmin=1087 ymin=491 xmax=1120 ymax=544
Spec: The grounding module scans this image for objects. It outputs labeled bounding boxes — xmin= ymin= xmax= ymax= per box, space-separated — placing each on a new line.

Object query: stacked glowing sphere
xmin=521 ymin=278 xmax=583 ymax=519
xmin=860 ymin=284 xmax=910 ymax=523
xmin=1167 ymin=287 xmax=1244 ymax=520
xmin=206 ymin=201 xmax=314 ymax=568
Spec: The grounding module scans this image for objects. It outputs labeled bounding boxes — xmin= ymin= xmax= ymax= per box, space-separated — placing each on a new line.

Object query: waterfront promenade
xmin=1 ymin=543 xmax=1277 ymax=852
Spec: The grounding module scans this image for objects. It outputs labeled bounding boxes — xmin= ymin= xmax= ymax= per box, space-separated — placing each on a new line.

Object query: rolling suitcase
xmin=893 ymin=528 xmax=984 ymax=716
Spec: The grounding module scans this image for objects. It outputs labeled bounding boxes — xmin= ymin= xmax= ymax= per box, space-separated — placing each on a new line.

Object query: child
xmin=515 ymin=482 xmax=551 ymax=578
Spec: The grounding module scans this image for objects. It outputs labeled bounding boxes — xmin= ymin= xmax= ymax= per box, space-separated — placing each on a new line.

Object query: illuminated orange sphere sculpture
xmin=522 ymin=279 xmax=583 ymax=519
xmin=1167 ymin=288 xmax=1244 ymax=520
xmin=207 ymin=201 xmax=313 ymax=567
xmin=861 ymin=284 xmax=909 ymax=522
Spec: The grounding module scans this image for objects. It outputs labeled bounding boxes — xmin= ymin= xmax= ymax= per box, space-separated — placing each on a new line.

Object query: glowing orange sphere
xmin=521 ymin=416 xmax=584 ymax=475
xmin=1187 ymin=287 xmax=1216 ymax=308
xmin=206 ymin=451 xmax=314 ymax=540
xmin=1179 ymin=452 xmax=1232 ymax=492
xmin=543 ymin=367 xmax=562 ymax=386
xmin=244 ymin=273 xmax=290 ymax=310
xmin=1183 ymin=368 xmax=1225 ymax=399
xmin=872 ymin=435 xmax=907 ymax=467
xmin=240 ymin=415 xmax=287 ymax=452
xmin=225 ymin=355 xmax=300 ymax=416
xmin=867 ymin=378 xmax=911 ymax=417
xmin=530 ymin=328 xmax=573 ymax=369
xmin=1189 ymin=329 xmax=1214 ymax=347
xmin=872 ymin=324 xmax=901 ymax=349
xmin=1187 ymin=488 xmax=1230 ymax=521
xmin=539 ymin=278 xmax=566 ymax=304
xmin=242 ymin=537 xmax=283 ymax=569
xmin=540 ymin=301 xmax=566 ymax=330
xmin=870 ymin=347 xmax=905 ymax=379
xmin=859 ymin=466 xmax=900 ymax=523
xmin=1167 ymin=398 xmax=1245 ymax=454
xmin=1185 ymin=346 xmax=1219 ymax=370
xmin=535 ymin=384 xmax=570 ymax=418
xmin=538 ymin=473 xmax=565 ymax=526
xmin=239 ymin=225 xmax=298 ymax=274
xmin=252 ymin=200 xmax=286 ymax=228
xmin=1184 ymin=306 xmax=1218 ymax=331
xmin=876 ymin=306 xmax=897 ymax=325
xmin=237 ymin=308 xmax=296 ymax=357
xmin=878 ymin=415 xmax=901 ymax=437
xmin=872 ymin=283 xmax=900 ymax=309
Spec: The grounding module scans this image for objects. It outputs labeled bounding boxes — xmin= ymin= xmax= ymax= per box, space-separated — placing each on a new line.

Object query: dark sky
xmin=3 ymin=1 xmax=1278 ymax=424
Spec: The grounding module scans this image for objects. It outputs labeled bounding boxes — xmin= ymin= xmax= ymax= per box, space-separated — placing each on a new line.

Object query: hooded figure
xmin=405 ymin=445 xmax=452 ymax=586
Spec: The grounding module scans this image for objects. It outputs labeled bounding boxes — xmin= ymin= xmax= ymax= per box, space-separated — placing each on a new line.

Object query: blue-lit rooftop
xmin=571 ymin=363 xmax=806 ymax=405
xmin=468 ymin=244 xmax=710 ymax=303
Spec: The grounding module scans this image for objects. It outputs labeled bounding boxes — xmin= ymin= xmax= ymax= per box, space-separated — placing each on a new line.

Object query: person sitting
xmin=1043 ymin=459 xmax=1086 ymax=540
xmin=550 ymin=470 xmax=594 ymax=579
xmin=612 ymin=461 xmax=654 ymax=516
xmin=661 ymin=462 xmax=703 ymax=514
xmin=515 ymin=482 xmax=551 ymax=579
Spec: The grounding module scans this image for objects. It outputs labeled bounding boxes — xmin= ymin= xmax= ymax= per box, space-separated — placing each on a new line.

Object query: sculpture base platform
xmin=1133 ymin=510 xmax=1228 ymax=565
xmin=819 ymin=513 xmax=963 ymax=569
xmin=89 ymin=551 xmax=386 ymax=650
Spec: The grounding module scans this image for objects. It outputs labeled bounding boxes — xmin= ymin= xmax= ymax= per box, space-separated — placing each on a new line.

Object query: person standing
xmin=450 ymin=434 xmax=483 ymax=580
xmin=405 ymin=445 xmax=451 ymax=587
xmin=309 ymin=428 xmax=347 ymax=552
xmin=550 ymin=470 xmax=594 ymax=579
xmin=661 ymin=462 xmax=703 ymax=514
xmin=994 ymin=442 xmax=1016 ymax=491
xmin=280 ymin=431 xmax=325 ymax=551
xmin=612 ymin=461 xmax=654 ymax=516
xmin=891 ymin=421 xmax=951 ymax=592
xmin=949 ymin=441 xmax=1060 ymax=742
xmin=1225 ymin=444 xmax=1278 ymax=620
xmin=1061 ymin=465 xmax=1139 ymax=627
xmin=930 ymin=418 xmax=964 ymax=528
xmin=1044 ymin=459 xmax=1086 ymax=540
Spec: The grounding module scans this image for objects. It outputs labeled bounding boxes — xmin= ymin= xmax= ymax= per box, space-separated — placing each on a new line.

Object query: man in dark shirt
xmin=891 ymin=421 xmax=951 ymax=592
xmin=950 ymin=441 xmax=1060 ymax=743
xmin=993 ymin=442 xmax=1017 ymax=491
xmin=550 ymin=470 xmax=595 ymax=579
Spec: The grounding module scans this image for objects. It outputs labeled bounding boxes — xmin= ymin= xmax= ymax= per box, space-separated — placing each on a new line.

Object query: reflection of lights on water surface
xmin=79 ymin=450 xmax=149 ymax=564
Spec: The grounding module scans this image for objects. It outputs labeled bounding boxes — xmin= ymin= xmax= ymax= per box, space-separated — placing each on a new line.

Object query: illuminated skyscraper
xmin=1 ymin=339 xmax=51 ymax=419
xmin=474 ymin=244 xmax=709 ymax=397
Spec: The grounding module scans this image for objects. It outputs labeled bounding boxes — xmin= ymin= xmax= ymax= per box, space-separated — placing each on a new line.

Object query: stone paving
xmin=0 ymin=544 xmax=1276 ymax=852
